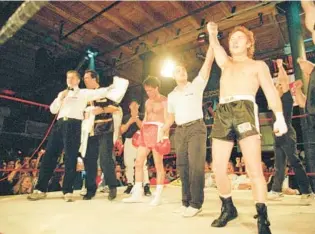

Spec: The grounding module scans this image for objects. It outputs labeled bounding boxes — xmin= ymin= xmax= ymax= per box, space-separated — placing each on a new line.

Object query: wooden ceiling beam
xmin=216 ymin=3 xmax=277 ymax=31
xmin=218 ymin=2 xmax=232 ymax=17
xmin=80 ymin=2 xmax=149 ymax=41
xmin=138 ymin=1 xmax=178 ymax=36
xmin=168 ymin=2 xmax=200 ymax=29
xmin=132 ymin=3 xmax=173 ymax=37
xmin=46 ymin=3 xmax=131 ymax=56
xmin=269 ymin=10 xmax=286 ymax=47
xmin=113 ymin=2 xmax=278 ymax=70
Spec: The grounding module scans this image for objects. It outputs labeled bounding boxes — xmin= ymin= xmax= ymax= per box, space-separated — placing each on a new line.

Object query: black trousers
xmin=36 ymin=119 xmax=81 ymax=194
xmin=175 ymin=120 xmax=207 ymax=209
xmin=272 ymin=133 xmax=312 ymax=194
xmin=84 ymin=131 xmax=117 ymax=195
xmin=303 ymin=124 xmax=315 ymax=193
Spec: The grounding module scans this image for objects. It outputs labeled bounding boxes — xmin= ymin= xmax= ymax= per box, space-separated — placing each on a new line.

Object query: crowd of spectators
xmin=0 ymin=146 xmax=307 ymax=196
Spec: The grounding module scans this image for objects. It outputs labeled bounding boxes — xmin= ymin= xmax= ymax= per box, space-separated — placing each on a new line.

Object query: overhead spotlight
xmin=197 ymin=32 xmax=208 ymax=44
xmin=175 ymin=28 xmax=181 ymax=38
xmin=154 ymin=37 xmax=159 ymax=47
xmin=258 ymin=13 xmax=263 ymax=25
xmin=217 ymin=31 xmax=223 ymax=40
xmin=200 ymin=18 xmax=206 ymax=28
xmin=227 ymin=6 xmax=236 ymax=19
xmin=134 ymin=46 xmax=139 ymax=55
xmin=112 ymin=58 xmax=117 ymax=67
xmin=161 ymin=59 xmax=176 ymax=78
xmin=86 ymin=49 xmax=98 ymax=58
xmin=231 ymin=6 xmax=236 ymax=14
xmin=117 ymin=52 xmax=123 ymax=61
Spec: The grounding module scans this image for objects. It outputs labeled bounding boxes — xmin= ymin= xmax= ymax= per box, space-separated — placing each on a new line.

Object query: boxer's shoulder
xmin=160 ymin=95 xmax=167 ymax=102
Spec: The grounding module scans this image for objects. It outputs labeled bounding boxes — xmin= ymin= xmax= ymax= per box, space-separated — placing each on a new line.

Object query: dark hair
xmin=129 ymin=99 xmax=140 ymax=105
xmin=142 ymin=76 xmax=161 ymax=89
xmin=67 ymin=70 xmax=81 ymax=80
xmin=84 ymin=69 xmax=99 ymax=83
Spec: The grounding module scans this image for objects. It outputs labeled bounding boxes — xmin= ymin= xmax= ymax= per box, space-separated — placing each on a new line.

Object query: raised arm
xmin=198 ymin=45 xmax=214 ymax=81
xmin=82 ymin=87 xmax=111 ymax=102
xmin=83 ymin=77 xmax=129 ymax=103
xmin=276 ymin=59 xmax=290 ymax=93
xmin=198 ymin=23 xmax=215 ymax=81
xmin=208 ymin=22 xmax=231 ymax=69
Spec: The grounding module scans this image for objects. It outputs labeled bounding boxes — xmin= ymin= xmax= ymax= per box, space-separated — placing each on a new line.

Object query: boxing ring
xmin=1 ymin=94 xmax=315 ymax=234
xmin=0 ymin=187 xmax=315 ymax=234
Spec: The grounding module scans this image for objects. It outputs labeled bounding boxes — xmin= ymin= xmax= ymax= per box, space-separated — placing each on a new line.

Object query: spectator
xmin=12 ymin=175 xmax=33 ymax=195
xmin=235 ymin=157 xmax=242 ymax=173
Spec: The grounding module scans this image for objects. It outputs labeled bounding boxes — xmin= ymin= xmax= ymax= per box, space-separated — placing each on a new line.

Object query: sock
xmin=156 ymin=184 xmax=163 ymax=192
xmin=219 ymin=193 xmax=232 ymax=198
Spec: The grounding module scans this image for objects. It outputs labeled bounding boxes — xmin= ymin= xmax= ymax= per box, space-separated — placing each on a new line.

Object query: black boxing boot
xmin=254 ymin=203 xmax=272 ymax=234
xmin=108 ymin=187 xmax=117 ymax=201
xmin=124 ymin=183 xmax=133 ymax=194
xmin=211 ymin=196 xmax=238 ymax=227
xmin=144 ymin=183 xmax=152 ymax=196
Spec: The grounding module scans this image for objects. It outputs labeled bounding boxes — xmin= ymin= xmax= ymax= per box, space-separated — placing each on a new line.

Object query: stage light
xmin=197 ymin=32 xmax=208 ymax=44
xmin=161 ymin=59 xmax=176 ymax=78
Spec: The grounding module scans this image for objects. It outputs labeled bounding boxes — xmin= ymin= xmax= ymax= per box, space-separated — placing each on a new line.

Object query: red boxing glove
xmin=114 ymin=139 xmax=124 ymax=156
xmin=155 ymin=137 xmax=171 ymax=155
xmin=132 ymin=131 xmax=141 ymax=148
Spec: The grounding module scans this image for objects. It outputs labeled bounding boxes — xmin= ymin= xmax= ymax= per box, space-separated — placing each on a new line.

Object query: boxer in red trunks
xmin=123 ymin=76 xmax=168 ymax=206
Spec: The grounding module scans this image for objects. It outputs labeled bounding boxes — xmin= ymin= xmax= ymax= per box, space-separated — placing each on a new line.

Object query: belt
xmin=177 ymin=119 xmax=203 ymax=128
xmin=94 ymin=118 xmax=112 ymax=124
xmin=58 ymin=117 xmax=80 ymax=122
xmin=220 ymin=95 xmax=255 ymax=104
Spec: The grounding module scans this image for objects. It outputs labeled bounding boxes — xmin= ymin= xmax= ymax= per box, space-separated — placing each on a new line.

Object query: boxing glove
xmin=273 ymin=112 xmax=288 ymax=137
xmin=155 ymin=137 xmax=171 ymax=155
xmin=132 ymin=131 xmax=141 ymax=148
xmin=114 ymin=139 xmax=124 ymax=156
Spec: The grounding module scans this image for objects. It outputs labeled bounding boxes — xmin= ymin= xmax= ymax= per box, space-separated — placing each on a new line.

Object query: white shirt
xmin=50 ymin=86 xmax=110 ymax=120
xmin=168 ymin=75 xmax=207 ymax=125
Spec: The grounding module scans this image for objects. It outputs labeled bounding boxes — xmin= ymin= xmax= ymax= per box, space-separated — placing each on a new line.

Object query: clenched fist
xmin=207 ymin=22 xmax=218 ymax=36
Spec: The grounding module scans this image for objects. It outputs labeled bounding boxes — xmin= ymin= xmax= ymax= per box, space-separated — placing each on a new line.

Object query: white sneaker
xmin=97 ymin=185 xmax=105 ymax=193
xmin=149 ymin=195 xmax=162 ymax=206
xmin=80 ymin=188 xmax=87 ymax=196
xmin=300 ymin=193 xmax=314 ymax=205
xmin=173 ymin=206 xmax=187 ymax=214
xmin=183 ymin=206 xmax=202 ymax=217
xmin=122 ymin=195 xmax=143 ymax=203
xmin=268 ymin=191 xmax=284 ymax=201
xmin=64 ymin=193 xmax=74 ymax=202
xmin=27 ymin=190 xmax=47 ymax=201
xmin=122 ymin=186 xmax=143 ymax=203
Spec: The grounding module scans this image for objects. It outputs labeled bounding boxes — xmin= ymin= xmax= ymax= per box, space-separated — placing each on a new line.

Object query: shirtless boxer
xmin=123 ymin=76 xmax=167 ymax=206
xmin=208 ymin=22 xmax=287 ymax=234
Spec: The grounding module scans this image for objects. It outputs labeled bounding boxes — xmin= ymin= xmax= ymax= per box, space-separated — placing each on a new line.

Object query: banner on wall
xmin=203 ymin=90 xmax=219 ymax=126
